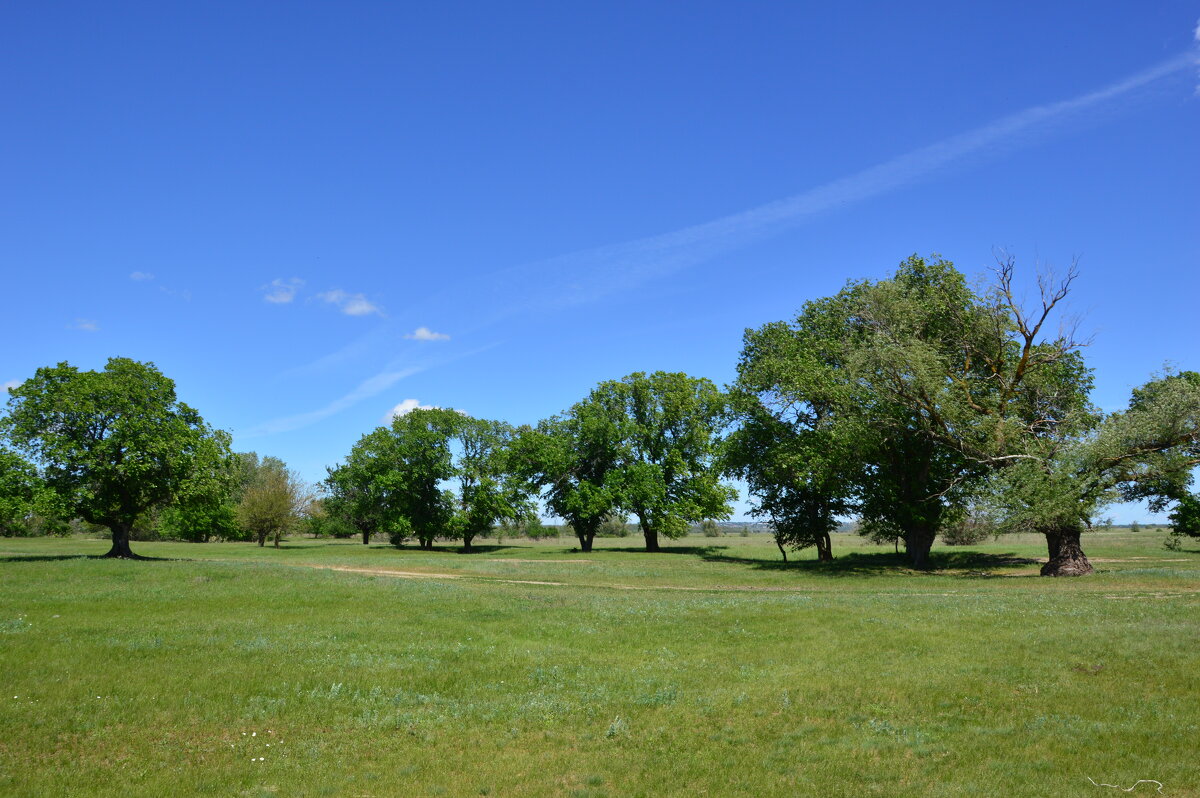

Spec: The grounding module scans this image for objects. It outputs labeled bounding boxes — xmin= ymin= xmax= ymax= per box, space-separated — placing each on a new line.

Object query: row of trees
xmin=3 ymin=256 xmax=1198 ymax=572
xmin=323 ymin=371 xmax=732 ymax=552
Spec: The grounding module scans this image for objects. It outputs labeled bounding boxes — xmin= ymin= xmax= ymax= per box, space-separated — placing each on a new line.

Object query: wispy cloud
xmin=263 ymin=278 xmax=304 ymax=304
xmin=69 ymin=319 xmax=99 ymax=332
xmin=286 ymin=52 xmax=1194 ymax=380
xmin=404 ymin=326 xmax=450 ymax=341
xmin=267 ymin=52 xmax=1195 ymax=433
xmin=248 ymin=342 xmax=499 ymax=436
xmin=240 ymin=366 xmax=423 ymax=437
xmin=129 ymin=271 xmax=155 ymax=281
xmin=317 ymin=289 xmax=384 ymax=317
xmin=2 ymin=379 xmax=22 ymax=392
xmin=383 ymin=398 xmax=437 ymax=421
xmin=480 ymin=51 xmax=1196 ymax=317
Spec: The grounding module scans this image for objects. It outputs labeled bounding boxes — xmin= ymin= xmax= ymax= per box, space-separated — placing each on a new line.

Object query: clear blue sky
xmin=2 ymin=2 xmax=1197 ymax=522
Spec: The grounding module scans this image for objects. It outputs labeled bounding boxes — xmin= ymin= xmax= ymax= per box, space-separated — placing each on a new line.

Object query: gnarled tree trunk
xmin=103 ymin=523 xmax=137 ymax=559
xmin=577 ymin=531 xmax=595 ymax=552
xmin=1041 ymin=526 xmax=1094 ymax=576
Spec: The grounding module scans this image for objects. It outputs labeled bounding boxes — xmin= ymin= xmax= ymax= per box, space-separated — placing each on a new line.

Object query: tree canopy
xmin=0 ymin=358 xmax=233 ymax=558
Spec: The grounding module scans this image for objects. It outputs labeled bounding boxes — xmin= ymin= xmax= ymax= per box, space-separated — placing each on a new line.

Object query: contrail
xmin=480 ymin=50 xmax=1194 ymax=316
xmin=258 ymin=50 xmax=1195 ymax=434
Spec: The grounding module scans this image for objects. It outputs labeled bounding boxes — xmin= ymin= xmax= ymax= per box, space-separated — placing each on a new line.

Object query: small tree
xmin=237 ymin=457 xmax=311 ymax=547
xmin=1 ymin=358 xmax=232 ymax=558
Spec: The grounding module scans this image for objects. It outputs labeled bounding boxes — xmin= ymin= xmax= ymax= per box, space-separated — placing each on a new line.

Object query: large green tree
xmin=450 ymin=417 xmax=534 ymax=552
xmin=733 ymin=257 xmax=983 ymax=568
xmin=512 ymin=390 xmax=629 ymax=553
xmin=324 ymin=428 xmax=400 ymax=545
xmin=604 ymin=372 xmax=735 ymax=552
xmin=0 ymin=358 xmax=233 ymax=558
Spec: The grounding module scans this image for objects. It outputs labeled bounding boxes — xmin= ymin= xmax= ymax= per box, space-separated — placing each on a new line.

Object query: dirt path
xmin=288 ymin=562 xmax=1200 ymax=598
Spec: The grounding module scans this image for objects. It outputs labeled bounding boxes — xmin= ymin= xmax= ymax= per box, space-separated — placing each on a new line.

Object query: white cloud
xmin=263 ymin=278 xmax=304 ymax=304
xmin=383 ymin=398 xmax=438 ymax=421
xmin=404 ymin=326 xmax=450 ymax=341
xmin=129 ymin=271 xmax=155 ymax=281
xmin=3 ymin=379 xmax=21 ymax=392
xmin=69 ymin=319 xmax=99 ymax=332
xmin=317 ymin=289 xmax=383 ymax=317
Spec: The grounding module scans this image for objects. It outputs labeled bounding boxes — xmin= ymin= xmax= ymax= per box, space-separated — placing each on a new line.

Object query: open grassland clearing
xmin=1 ymin=531 xmax=1198 ymax=797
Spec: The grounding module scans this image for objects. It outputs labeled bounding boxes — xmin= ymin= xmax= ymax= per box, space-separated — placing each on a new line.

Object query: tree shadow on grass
xmin=0 ymin=553 xmax=178 ymax=563
xmin=696 ymin=548 xmax=1041 ymax=577
xmin=382 ymin=543 xmax=525 ymax=555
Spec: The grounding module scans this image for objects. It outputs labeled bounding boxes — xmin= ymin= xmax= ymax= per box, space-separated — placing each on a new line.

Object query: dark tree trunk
xmin=462 ymin=534 xmax=474 ymax=553
xmin=361 ymin=528 xmax=371 ymax=545
xmin=815 ymin=531 xmax=833 ymax=562
xmin=103 ymin=523 xmax=137 ymax=559
xmin=775 ymin=536 xmax=788 ymax=562
xmin=643 ymin=525 xmax=660 ymax=552
xmin=257 ymin=531 xmax=267 ymax=547
xmin=577 ymin=531 xmax=594 ymax=552
xmin=1041 ymin=526 xmax=1094 ymax=576
xmin=904 ymin=526 xmax=935 ymax=569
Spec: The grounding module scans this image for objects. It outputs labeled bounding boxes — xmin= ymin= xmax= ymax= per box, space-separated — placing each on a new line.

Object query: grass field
xmin=1 ymin=530 xmax=1197 ymax=797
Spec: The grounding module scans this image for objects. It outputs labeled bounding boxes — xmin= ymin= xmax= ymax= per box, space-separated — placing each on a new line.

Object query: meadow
xmin=1 ymin=530 xmax=1197 ymax=797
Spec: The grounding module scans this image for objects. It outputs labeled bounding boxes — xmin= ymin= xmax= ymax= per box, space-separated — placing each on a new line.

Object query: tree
xmin=325 ymin=428 xmax=400 ymax=545
xmin=0 ymin=448 xmax=47 ymax=536
xmin=812 ymin=255 xmax=1198 ymax=575
xmin=0 ymin=358 xmax=233 ymax=558
xmin=725 ymin=332 xmax=856 ymax=562
xmin=607 ymin=372 xmax=735 ymax=552
xmin=159 ymin=437 xmax=242 ymax=542
xmin=450 ymin=417 xmax=533 ymax=552
xmin=731 ymin=258 xmax=982 ymax=567
xmin=1168 ymin=496 xmax=1200 ymax=540
xmin=380 ymin=408 xmax=460 ymax=549
xmin=236 ymin=456 xmax=312 ymax=547
xmin=511 ymin=389 xmax=629 ymax=553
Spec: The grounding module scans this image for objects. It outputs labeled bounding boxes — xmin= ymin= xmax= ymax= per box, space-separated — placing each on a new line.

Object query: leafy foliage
xmin=0 ymin=358 xmax=232 ymax=557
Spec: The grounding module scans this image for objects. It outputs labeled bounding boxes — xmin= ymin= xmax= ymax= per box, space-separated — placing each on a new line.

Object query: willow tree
xmin=0 ymin=358 xmax=232 ymax=558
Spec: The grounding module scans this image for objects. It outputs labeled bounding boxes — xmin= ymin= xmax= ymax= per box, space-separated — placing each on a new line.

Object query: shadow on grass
xmin=0 ymin=553 xmax=178 ymax=563
xmin=383 ymin=544 xmax=524 ymax=555
xmin=695 ymin=548 xmax=1041 ymax=577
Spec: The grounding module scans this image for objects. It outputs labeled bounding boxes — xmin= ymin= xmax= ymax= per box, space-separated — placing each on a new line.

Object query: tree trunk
xmin=643 ymin=525 xmax=660 ymax=552
xmin=577 ymin=531 xmax=594 ymax=552
xmin=361 ymin=528 xmax=371 ymax=545
xmin=103 ymin=523 xmax=137 ymax=559
xmin=815 ymin=531 xmax=833 ymax=562
xmin=462 ymin=534 xmax=474 ymax=553
xmin=904 ymin=526 xmax=935 ymax=569
xmin=775 ymin=536 xmax=788 ymax=562
xmin=1041 ymin=526 xmax=1094 ymax=576
xmin=257 ymin=531 xmax=267 ymax=547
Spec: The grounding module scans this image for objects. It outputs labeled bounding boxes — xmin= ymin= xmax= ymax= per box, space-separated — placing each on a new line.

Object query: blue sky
xmin=2 ymin=2 xmax=1197 ymax=522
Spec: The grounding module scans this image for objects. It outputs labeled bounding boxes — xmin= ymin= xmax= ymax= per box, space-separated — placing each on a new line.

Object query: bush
xmin=941 ymin=517 xmax=995 ymax=546
xmin=699 ymin=520 xmax=722 ymax=537
xmin=389 ymin=517 xmax=414 ymax=548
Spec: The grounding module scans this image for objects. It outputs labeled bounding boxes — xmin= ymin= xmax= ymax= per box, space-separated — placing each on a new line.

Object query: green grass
xmin=1 ymin=530 xmax=1197 ymax=797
